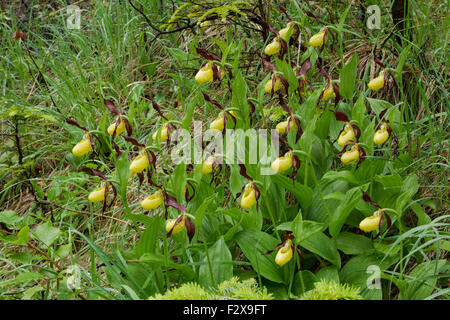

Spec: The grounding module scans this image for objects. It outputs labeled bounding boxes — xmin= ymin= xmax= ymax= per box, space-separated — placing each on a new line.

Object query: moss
xmin=299 ymin=279 xmax=362 ymax=300
xmin=148 ymin=277 xmax=273 ymax=300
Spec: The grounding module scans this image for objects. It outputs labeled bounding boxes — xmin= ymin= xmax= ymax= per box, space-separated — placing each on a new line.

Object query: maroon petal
xmin=164 ymin=193 xmax=187 ymax=213
xmin=211 ymin=63 xmax=220 ymax=82
xmin=263 ymin=242 xmax=285 ymax=255
xmin=297 ymin=57 xmax=312 ymax=76
xmin=278 ymin=5 xmax=292 ymax=20
xmin=203 ymin=93 xmax=223 ymax=110
xmin=333 ymin=110 xmax=350 ymax=123
xmin=123 ymin=118 xmax=133 ymax=136
xmin=278 ymin=94 xmax=293 ymax=115
xmin=373 ymin=47 xmax=386 ymax=69
xmin=351 ymin=124 xmax=361 ymax=140
xmin=104 ymin=99 xmax=121 ymax=115
xmin=102 ymin=182 xmax=109 ymax=213
xmin=332 ymin=82 xmax=342 ymax=107
xmin=304 ymin=10 xmax=322 ymax=24
xmin=185 ymin=217 xmax=195 ymax=242
xmin=316 ymin=60 xmax=332 ymax=81
xmin=238 ymin=163 xmax=253 ymax=181
xmin=196 ymin=47 xmax=221 ymax=61
xmin=123 ymin=136 xmax=145 ymax=149
xmin=361 ymin=190 xmax=381 ymax=209
xmin=65 ymin=118 xmax=88 ymax=132
xmin=355 ymin=145 xmax=366 ymax=170
xmin=260 ymin=55 xmax=277 ymax=73
xmin=151 ymin=100 xmax=168 ymax=121
xmin=81 ymin=167 xmax=106 ymax=180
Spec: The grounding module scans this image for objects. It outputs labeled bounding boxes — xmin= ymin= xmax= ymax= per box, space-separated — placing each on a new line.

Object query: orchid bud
xmin=271 ymin=151 xmax=293 ymax=172
xmin=210 ymin=115 xmax=225 ymax=131
xmin=264 ymin=38 xmax=281 ymax=56
xmin=141 ymin=190 xmax=163 ymax=210
xmin=359 ymin=209 xmax=383 ymax=232
xmin=275 ymin=118 xmax=295 ymax=134
xmin=129 ymin=150 xmax=149 ymax=174
xmin=368 ymin=71 xmax=385 ymax=91
xmin=309 ymin=28 xmax=326 ymax=47
xmin=279 ymin=22 xmax=294 ymax=40
xmin=337 ymin=123 xmax=355 ymax=147
xmin=275 ymin=239 xmax=293 ymax=266
xmin=264 ymin=75 xmax=282 ymax=93
xmin=107 ymin=118 xmax=126 ymax=136
xmin=210 ymin=111 xmax=235 ymax=131
xmin=321 ymin=84 xmax=335 ymax=101
xmin=152 ymin=123 xmax=169 ymax=142
xmin=340 ymin=144 xmax=360 ymax=164
xmin=195 ymin=62 xmax=214 ymax=84
xmin=88 ymin=185 xmax=106 ymax=203
xmin=241 ymin=183 xmax=256 ymax=210
xmin=201 ymin=156 xmax=215 ymax=174
xmin=72 ymin=134 xmax=92 ymax=157
xmin=373 ymin=123 xmax=390 ymax=145
xmin=165 ymin=214 xmax=186 ymax=235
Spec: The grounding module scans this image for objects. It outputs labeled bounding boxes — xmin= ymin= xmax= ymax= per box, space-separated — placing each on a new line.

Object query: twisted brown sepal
xmin=337 ymin=140 xmax=353 ymax=157
xmin=373 ymin=47 xmax=386 ymax=69
xmin=66 ymin=118 xmax=89 ymax=132
xmin=355 ymin=144 xmax=366 ymax=170
xmin=11 ymin=30 xmax=27 ymax=40
xmin=297 ymin=58 xmax=312 ymax=77
xmin=185 ymin=217 xmax=195 ymax=242
xmin=104 ymin=99 xmax=121 ymax=115
xmin=260 ymin=55 xmax=276 ymax=73
xmin=320 ymin=28 xmax=329 ymax=53
xmin=247 ymin=100 xmax=256 ymax=119
xmin=184 ymin=181 xmax=196 ymax=203
xmin=332 ymin=110 xmax=350 ymax=122
xmin=263 ymin=242 xmax=284 ymax=255
xmin=278 ymin=5 xmax=292 ymax=21
xmin=203 ymin=93 xmax=223 ymax=110
xmin=81 ymin=167 xmax=117 ymax=213
xmin=196 ymin=47 xmax=221 ymax=62
xmin=296 ymin=58 xmax=314 ymax=99
xmin=151 ymin=100 xmax=169 ymax=121
xmin=289 ymin=153 xmax=301 ymax=187
xmin=238 ymin=163 xmax=253 ymax=181
xmin=304 ymin=10 xmax=322 ymax=25
xmin=210 ymin=160 xmax=223 ymax=188
xmin=361 ymin=190 xmax=381 ymax=209
xmin=163 ymin=192 xmax=187 ymax=221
